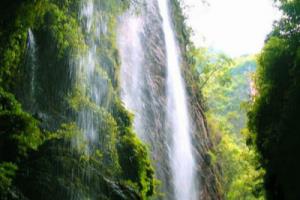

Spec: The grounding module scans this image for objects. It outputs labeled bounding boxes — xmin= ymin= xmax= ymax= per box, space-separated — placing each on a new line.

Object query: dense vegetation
xmin=0 ymin=0 xmax=155 ymax=199
xmin=194 ymin=48 xmax=265 ymax=199
xmin=2 ymin=0 xmax=299 ymax=199
xmin=248 ymin=0 xmax=300 ymax=199
xmin=185 ymin=0 xmax=300 ymax=199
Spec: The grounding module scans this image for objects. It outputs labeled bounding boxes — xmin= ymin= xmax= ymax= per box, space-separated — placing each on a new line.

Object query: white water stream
xmin=28 ymin=28 xmax=37 ymax=100
xmin=157 ymin=0 xmax=198 ymax=199
xmin=118 ymin=0 xmax=198 ymax=199
xmin=118 ymin=13 xmax=146 ymax=140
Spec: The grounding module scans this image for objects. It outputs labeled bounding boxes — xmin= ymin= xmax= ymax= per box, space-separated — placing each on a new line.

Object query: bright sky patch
xmin=183 ymin=0 xmax=281 ymax=57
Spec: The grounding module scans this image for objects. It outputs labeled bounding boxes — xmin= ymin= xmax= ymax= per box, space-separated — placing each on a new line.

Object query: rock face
xmin=118 ymin=0 xmax=222 ymax=199
xmin=170 ymin=1 xmax=223 ymax=198
xmin=118 ymin=0 xmax=171 ymax=196
xmin=0 ymin=0 xmax=221 ymax=199
xmin=0 ymin=0 xmax=155 ymax=199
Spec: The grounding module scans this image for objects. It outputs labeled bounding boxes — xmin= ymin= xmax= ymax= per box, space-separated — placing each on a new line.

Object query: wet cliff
xmin=170 ymin=1 xmax=223 ymax=199
xmin=0 ymin=0 xmax=221 ymax=199
xmin=118 ymin=0 xmax=222 ymax=199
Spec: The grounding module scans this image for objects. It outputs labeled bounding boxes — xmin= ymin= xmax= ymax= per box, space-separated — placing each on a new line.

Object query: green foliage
xmin=248 ymin=1 xmax=300 ymax=199
xmin=207 ymin=114 xmax=265 ymax=200
xmin=0 ymin=21 xmax=28 ymax=90
xmin=0 ymin=0 xmax=155 ymax=200
xmin=13 ymin=123 xmax=129 ymax=200
xmin=110 ymin=99 xmax=134 ymax=134
xmin=272 ymin=0 xmax=300 ymax=40
xmin=0 ymin=162 xmax=18 ymax=195
xmin=0 ymin=0 xmax=155 ymax=199
xmin=0 ymin=88 xmax=44 ymax=199
xmin=217 ymin=133 xmax=264 ymax=200
xmin=118 ymin=130 xmax=155 ymax=198
xmin=110 ymin=97 xmax=155 ymax=198
xmin=0 ymin=88 xmax=43 ymax=160
xmin=15 ymin=133 xmax=139 ymax=200
xmin=170 ymin=0 xmax=192 ymax=49
xmin=194 ymin=49 xmax=264 ymax=199
xmin=40 ymin=2 xmax=85 ymax=58
xmin=196 ymin=49 xmax=233 ymax=90
xmin=202 ymin=54 xmax=256 ymax=136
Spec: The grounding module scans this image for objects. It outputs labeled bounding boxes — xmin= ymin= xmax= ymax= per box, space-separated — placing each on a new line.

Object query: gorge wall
xmin=0 ymin=0 xmax=222 ymax=199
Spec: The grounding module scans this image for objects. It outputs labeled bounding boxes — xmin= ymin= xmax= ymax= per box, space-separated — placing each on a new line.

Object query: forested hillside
xmin=192 ymin=48 xmax=265 ymax=199
xmin=248 ymin=0 xmax=300 ymax=199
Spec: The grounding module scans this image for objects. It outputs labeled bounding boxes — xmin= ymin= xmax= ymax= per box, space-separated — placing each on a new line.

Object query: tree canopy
xmin=248 ymin=0 xmax=300 ymax=199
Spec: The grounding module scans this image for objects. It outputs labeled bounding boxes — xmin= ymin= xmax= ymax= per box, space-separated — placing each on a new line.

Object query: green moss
xmin=0 ymin=88 xmax=43 ymax=199
xmin=37 ymin=2 xmax=85 ymax=58
xmin=118 ymin=129 xmax=155 ymax=198
xmin=0 ymin=162 xmax=18 ymax=195
xmin=207 ymin=150 xmax=217 ymax=166
xmin=111 ymin=99 xmax=134 ymax=134
xmin=0 ymin=0 xmax=155 ymax=199
xmin=0 ymin=2 xmax=36 ymax=90
xmin=108 ymin=98 xmax=155 ymax=198
xmin=0 ymin=88 xmax=43 ymax=160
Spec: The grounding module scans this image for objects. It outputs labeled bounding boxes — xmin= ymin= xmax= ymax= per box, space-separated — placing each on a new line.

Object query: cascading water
xmin=27 ymin=28 xmax=37 ymax=103
xmin=118 ymin=13 xmax=145 ymax=139
xmin=77 ymin=0 xmax=110 ymax=149
xmin=118 ymin=0 xmax=198 ymax=199
xmin=0 ymin=0 xmax=224 ymax=198
xmin=78 ymin=0 xmax=98 ymax=146
xmin=158 ymin=0 xmax=198 ymax=199
xmin=118 ymin=2 xmax=174 ymax=197
xmin=19 ymin=28 xmax=39 ymax=112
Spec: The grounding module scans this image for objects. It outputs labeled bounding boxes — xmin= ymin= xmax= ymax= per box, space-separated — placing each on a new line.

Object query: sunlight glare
xmin=183 ymin=0 xmax=282 ymax=57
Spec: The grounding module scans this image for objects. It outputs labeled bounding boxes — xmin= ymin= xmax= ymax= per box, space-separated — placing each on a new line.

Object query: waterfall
xmin=118 ymin=0 xmax=198 ymax=199
xmin=77 ymin=0 xmax=110 ymax=150
xmin=118 ymin=3 xmax=173 ymax=197
xmin=27 ymin=28 xmax=37 ymax=102
xmin=118 ymin=12 xmax=146 ymax=140
xmin=157 ymin=0 xmax=198 ymax=199
xmin=78 ymin=0 xmax=98 ymax=147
